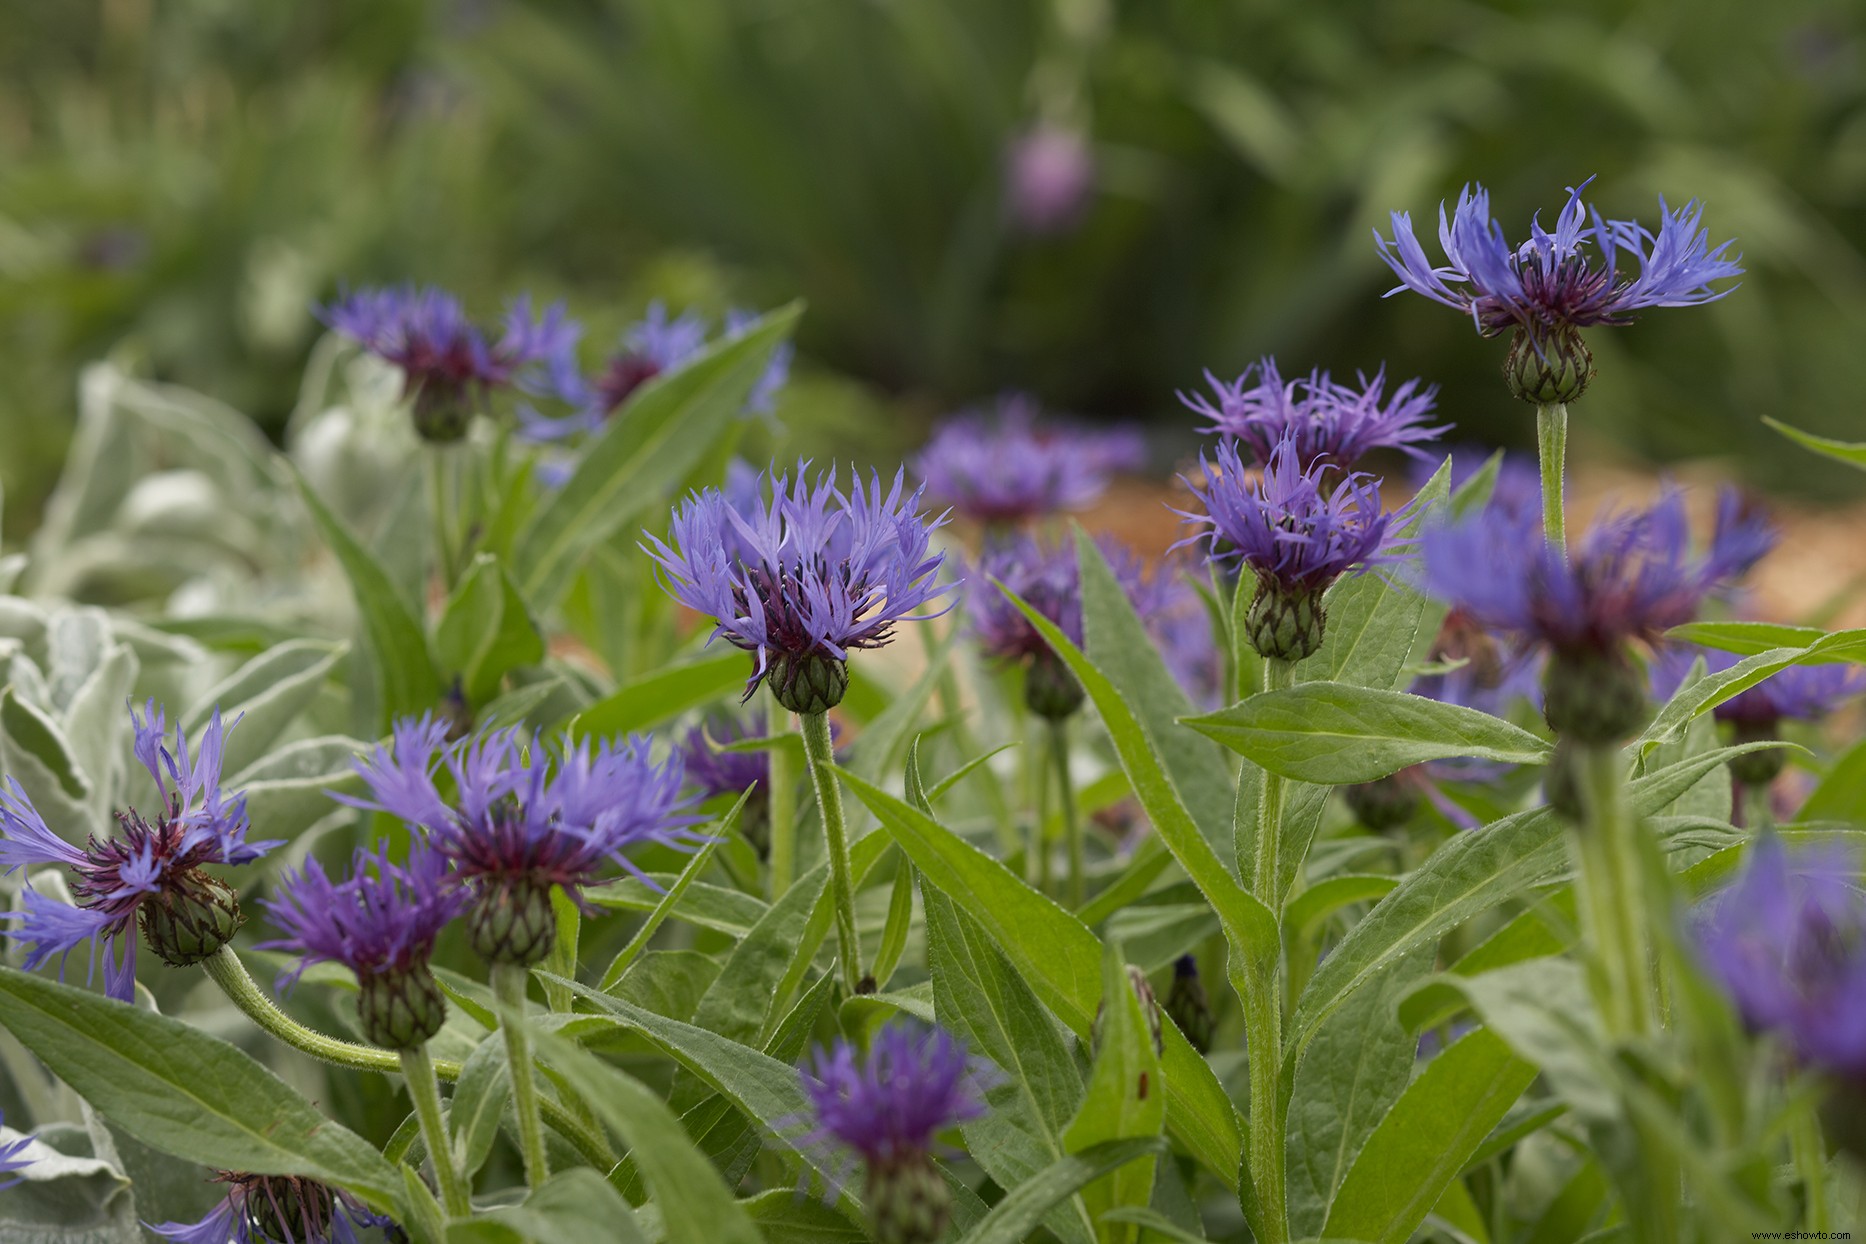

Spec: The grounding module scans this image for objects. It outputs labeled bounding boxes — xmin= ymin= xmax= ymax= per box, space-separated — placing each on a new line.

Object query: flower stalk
xmin=1572 ymin=745 xmax=1656 ymax=1039
xmin=1243 ymin=656 xmax=1294 ymax=1244
xmin=492 ymin=961 xmax=550 ymax=1189
xmin=1536 ymin=402 xmax=1568 ymax=559
xmin=766 ymin=693 xmax=798 ymax=898
xmin=400 ymin=1043 xmax=473 ymax=1219
xmin=802 ymin=709 xmax=865 ymax=993
xmin=1050 ymin=719 xmax=1083 ymax=909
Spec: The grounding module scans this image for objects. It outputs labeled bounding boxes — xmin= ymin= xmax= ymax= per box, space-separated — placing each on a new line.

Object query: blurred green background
xmin=4 ymin=0 xmax=1865 ymax=536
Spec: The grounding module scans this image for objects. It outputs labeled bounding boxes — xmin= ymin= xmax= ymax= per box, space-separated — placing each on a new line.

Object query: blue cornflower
xmin=0 ymin=1110 xmax=33 ymax=1191
xmin=799 ymin=1022 xmax=991 ymax=1243
xmin=260 ymin=844 xmax=465 ymax=1049
xmin=1423 ymin=487 xmax=1769 ymax=742
xmin=914 ymin=395 xmax=1147 ymax=526
xmin=1182 ymin=358 xmax=1447 ymax=469
xmin=972 ymin=533 xmax=1204 ymax=717
xmin=1177 ymin=434 xmax=1402 ymax=661
xmin=346 ymin=717 xmax=704 ymax=967
xmin=645 ymin=464 xmax=958 ymax=713
xmin=1697 ymin=837 xmax=1866 ymax=1076
xmin=151 ymin=1172 xmax=393 ymax=1244
xmin=1377 ymin=178 xmax=1741 ymax=403
xmin=321 ymin=284 xmax=577 ymax=442
xmin=0 ymin=703 xmax=276 ymax=1000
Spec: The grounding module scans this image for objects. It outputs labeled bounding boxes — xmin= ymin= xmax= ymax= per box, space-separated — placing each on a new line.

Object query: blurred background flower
xmin=3 ymin=0 xmax=1864 ymax=539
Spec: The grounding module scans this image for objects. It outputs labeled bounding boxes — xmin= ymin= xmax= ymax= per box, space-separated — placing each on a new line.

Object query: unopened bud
xmin=769 ymin=652 xmax=850 ymax=715
xmin=357 ymin=966 xmax=448 ymax=1050
xmin=1543 ymin=740 xmax=1584 ymax=822
xmin=1247 ymin=582 xmax=1325 ymax=663
xmin=1504 ymin=325 xmax=1594 ymax=406
xmin=1542 ymin=648 xmax=1648 ymax=745
xmin=139 ymin=871 xmax=243 ymax=967
xmin=411 ymin=382 xmax=473 ymax=444
xmin=1024 ymin=649 xmax=1086 ymax=720
xmin=865 ymin=1152 xmax=951 ymax=1244
xmin=1165 ymin=955 xmax=1215 ymax=1054
xmin=466 ymin=875 xmax=557 ymax=967
xmin=1728 ymin=719 xmax=1789 ymax=787
xmin=1343 ymin=771 xmax=1423 ymax=833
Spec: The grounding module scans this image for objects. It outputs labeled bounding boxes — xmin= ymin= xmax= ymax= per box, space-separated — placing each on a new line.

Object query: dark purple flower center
xmin=595 ymin=352 xmax=663 ymax=416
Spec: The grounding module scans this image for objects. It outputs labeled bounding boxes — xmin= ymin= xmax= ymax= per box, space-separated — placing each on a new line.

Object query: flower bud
xmin=411 ymin=382 xmax=473 ymax=444
xmin=1247 ymin=582 xmax=1325 ymax=663
xmin=865 ymin=1152 xmax=951 ymax=1244
xmin=1728 ymin=719 xmax=1789 ymax=787
xmin=769 ymin=652 xmax=850 ymax=715
xmin=1343 ymin=772 xmax=1422 ymax=832
xmin=1543 ymin=739 xmax=1584 ymax=822
xmin=357 ymin=966 xmax=448 ymax=1050
xmin=1024 ymin=649 xmax=1086 ymax=720
xmin=466 ymin=875 xmax=557 ymax=967
xmin=138 ymin=871 xmax=244 ymax=967
xmin=1165 ymin=955 xmax=1216 ymax=1054
xmin=1504 ymin=326 xmax=1594 ymax=406
xmin=1542 ymin=648 xmax=1649 ymax=745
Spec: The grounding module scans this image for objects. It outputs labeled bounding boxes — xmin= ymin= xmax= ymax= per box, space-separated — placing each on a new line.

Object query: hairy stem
xmin=400 ymin=1044 xmax=472 ymax=1218
xmin=492 ymin=962 xmax=550 ymax=1189
xmin=766 ymin=694 xmax=797 ymax=899
xmin=802 ymin=709 xmax=864 ymax=992
xmin=201 ymin=948 xmax=614 ymax=1168
xmin=1793 ymin=1093 xmax=1831 ymax=1232
xmin=1574 ymin=745 xmax=1655 ymax=1038
xmin=1051 ymin=718 xmax=1082 ymax=908
xmin=1536 ymin=402 xmax=1569 ymax=558
xmin=427 ymin=447 xmax=459 ymax=588
xmin=1244 ymin=656 xmax=1294 ymax=1244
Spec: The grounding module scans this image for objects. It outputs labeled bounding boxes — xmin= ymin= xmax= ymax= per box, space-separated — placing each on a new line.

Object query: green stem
xmin=427 ymin=447 xmax=459 ymax=588
xmin=1033 ymin=715 xmax=1053 ymax=894
xmin=1051 ymin=718 xmax=1082 ymax=908
xmin=1536 ymin=402 xmax=1569 ymax=558
xmin=1244 ymin=656 xmax=1294 ymax=1244
xmin=492 ymin=962 xmax=550 ymax=1189
xmin=1793 ymin=1091 xmax=1831 ymax=1231
xmin=766 ymin=694 xmax=797 ymax=899
xmin=1574 ymin=745 xmax=1655 ymax=1038
xmin=1744 ymin=782 xmax=1776 ymax=832
xmin=201 ymin=949 xmax=615 ymax=1169
xmin=802 ymin=709 xmax=864 ymax=992
xmin=400 ymin=1044 xmax=472 ymax=1219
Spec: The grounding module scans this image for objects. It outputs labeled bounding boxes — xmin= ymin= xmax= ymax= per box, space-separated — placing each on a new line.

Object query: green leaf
xmin=1669 ymin=620 xmax=1828 ymax=658
xmin=598 ymin=827 xmax=732 ymax=990
xmin=872 ymin=851 xmax=917 ymax=991
xmin=227 ymin=735 xmax=367 ymax=841
xmin=923 ymin=885 xmax=1094 ymax=1244
xmin=1077 ymin=531 xmax=1234 ymax=853
xmin=1183 ymin=685 xmax=1551 ymax=784
xmin=741 ymin=1190 xmax=866 ymax=1243
xmin=1283 ymin=874 xmax=1399 ymax=941
xmin=399 ymin=1166 xmax=448 ymax=1244
xmin=0 ymin=686 xmax=89 ymax=800
xmin=1634 ymin=645 xmax=1811 ymax=749
xmin=1320 ymin=1029 xmax=1537 ymax=1244
xmin=0 ymin=966 xmax=399 ymax=1208
xmin=1286 ymin=945 xmax=1432 ymax=1240
xmin=530 ymin=1029 xmax=761 ymax=1244
xmin=0 ymin=1126 xmax=139 ymax=1243
xmin=954 ymin=1138 xmax=1169 ymax=1244
xmin=435 ymin=554 xmax=545 ymax=708
xmin=291 ymin=463 xmax=439 ymax=727
xmin=569 ymin=651 xmax=749 ymax=740
xmin=995 ymin=585 xmax=1278 ymax=962
xmin=834 ymin=766 xmax=1244 ymax=1187
xmin=517 ymin=303 xmax=801 ymax=607
xmin=585 ymin=875 xmax=768 ymax=939
xmin=478 ymin=1168 xmax=648 ymax=1244
xmin=449 ymin=1034 xmax=511 ymax=1179
xmin=1063 ymin=944 xmax=1167 ymax=1244
xmin=184 ymin=640 xmax=347 ymax=775
xmin=1763 ymin=415 xmax=1866 ymax=472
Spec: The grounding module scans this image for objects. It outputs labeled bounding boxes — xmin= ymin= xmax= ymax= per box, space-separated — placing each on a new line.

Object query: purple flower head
xmin=1423 ymin=487 xmax=1761 ymax=658
xmin=0 ymin=1110 xmax=33 ymax=1192
xmin=150 ymin=1172 xmax=393 ymax=1244
xmin=1006 ymin=122 xmax=1095 ymax=234
xmin=1706 ymin=488 xmax=1778 ymax=590
xmin=1175 ymin=435 xmax=1400 ymax=596
xmin=1696 ymin=837 xmax=1866 ymax=1076
xmin=1654 ymin=645 xmax=1866 ymax=728
xmin=321 ymin=285 xmax=577 ymax=441
xmin=259 ymin=843 xmax=464 ymax=988
xmin=1183 ymin=359 xmax=1448 ymax=469
xmin=1376 ymin=178 xmax=1742 ymax=345
xmin=679 ymin=716 xmax=773 ymax=803
xmin=970 ymin=533 xmax=1192 ymax=662
xmin=914 ymin=395 xmax=1147 ymax=525
xmin=797 ymin=1022 xmax=991 ymax=1193
xmin=349 ymin=717 xmax=704 ymax=901
xmin=644 ymin=464 xmax=958 ymax=710
xmin=0 ymin=702 xmax=277 ymax=1001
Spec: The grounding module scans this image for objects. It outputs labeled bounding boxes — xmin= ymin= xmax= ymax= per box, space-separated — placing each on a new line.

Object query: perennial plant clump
xmin=2 ymin=176 xmax=1862 ymax=1244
